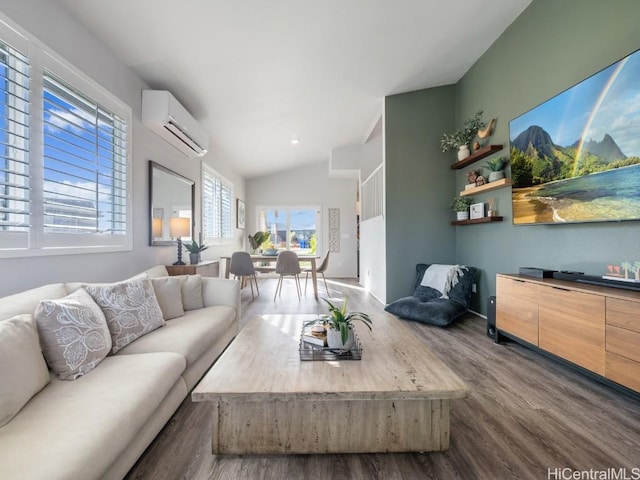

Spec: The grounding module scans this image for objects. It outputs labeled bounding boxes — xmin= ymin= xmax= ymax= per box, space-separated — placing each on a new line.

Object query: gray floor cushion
xmin=385 ymin=263 xmax=477 ymax=327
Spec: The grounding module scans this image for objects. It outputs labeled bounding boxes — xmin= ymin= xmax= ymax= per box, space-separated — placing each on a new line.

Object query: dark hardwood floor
xmin=125 ymin=276 xmax=640 ymax=480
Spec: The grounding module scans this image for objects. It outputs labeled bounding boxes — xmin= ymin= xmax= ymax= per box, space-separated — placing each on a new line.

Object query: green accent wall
xmin=385 ymin=86 xmax=457 ymax=301
xmin=455 ymin=0 xmax=640 ymax=314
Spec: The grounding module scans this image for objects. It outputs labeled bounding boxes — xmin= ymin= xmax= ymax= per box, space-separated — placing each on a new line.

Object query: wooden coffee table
xmin=192 ymin=314 xmax=469 ymax=454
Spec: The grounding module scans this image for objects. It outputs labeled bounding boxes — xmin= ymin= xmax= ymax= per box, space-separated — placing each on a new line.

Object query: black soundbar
xmin=552 ymin=271 xmax=640 ymax=292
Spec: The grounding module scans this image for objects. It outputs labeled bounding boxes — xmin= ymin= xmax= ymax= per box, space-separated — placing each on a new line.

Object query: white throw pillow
xmin=151 ymin=276 xmax=185 ymax=320
xmin=35 ymin=288 xmax=112 ymax=380
xmin=86 ymin=278 xmax=165 ymax=353
xmin=0 ymin=314 xmax=50 ymax=426
xmin=177 ymin=274 xmax=204 ymax=311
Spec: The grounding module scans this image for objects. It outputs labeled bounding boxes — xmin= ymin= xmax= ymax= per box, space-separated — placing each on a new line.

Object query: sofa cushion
xmin=64 ymin=272 xmax=148 ymax=295
xmin=0 ymin=314 xmax=50 ymax=427
xmin=34 ymin=289 xmax=112 ymax=380
xmin=151 ymin=277 xmax=185 ymax=320
xmin=115 ymin=305 xmax=236 ymax=367
xmin=0 ymin=284 xmax=67 ymax=320
xmin=86 ymin=278 xmax=165 ymax=354
xmin=178 ymin=274 xmax=204 ymax=311
xmin=0 ymin=352 xmax=186 ymax=480
xmin=144 ymin=265 xmax=170 ymax=278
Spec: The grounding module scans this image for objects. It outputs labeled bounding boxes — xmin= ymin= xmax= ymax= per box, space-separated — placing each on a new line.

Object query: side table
xmin=166 ymin=260 xmax=220 ymax=277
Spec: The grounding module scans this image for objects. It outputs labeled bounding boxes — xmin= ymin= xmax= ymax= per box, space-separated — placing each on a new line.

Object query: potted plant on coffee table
xmin=184 ymin=240 xmax=208 ymax=265
xmin=451 ymin=196 xmax=474 ymax=221
xmin=322 ymin=297 xmax=372 ymax=350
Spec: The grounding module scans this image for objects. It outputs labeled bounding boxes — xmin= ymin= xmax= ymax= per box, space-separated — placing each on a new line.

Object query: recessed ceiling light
xmin=291 ymin=138 xmax=300 ymax=145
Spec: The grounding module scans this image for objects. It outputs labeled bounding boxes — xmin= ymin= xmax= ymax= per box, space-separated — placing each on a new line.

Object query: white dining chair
xmin=274 ymin=250 xmax=301 ymax=301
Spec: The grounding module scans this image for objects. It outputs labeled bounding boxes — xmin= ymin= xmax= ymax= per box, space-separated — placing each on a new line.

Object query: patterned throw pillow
xmin=35 ymin=289 xmax=112 ymax=380
xmin=86 ymin=278 xmax=165 ymax=353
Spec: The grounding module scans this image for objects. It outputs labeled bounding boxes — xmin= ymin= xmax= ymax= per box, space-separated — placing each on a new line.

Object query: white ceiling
xmin=56 ymin=0 xmax=531 ymax=178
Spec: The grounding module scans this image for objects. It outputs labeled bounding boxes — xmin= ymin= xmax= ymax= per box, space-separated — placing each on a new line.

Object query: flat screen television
xmin=509 ymin=48 xmax=640 ymax=225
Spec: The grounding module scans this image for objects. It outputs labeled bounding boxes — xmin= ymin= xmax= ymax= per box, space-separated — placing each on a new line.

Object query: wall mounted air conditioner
xmin=142 ymin=90 xmax=209 ymax=157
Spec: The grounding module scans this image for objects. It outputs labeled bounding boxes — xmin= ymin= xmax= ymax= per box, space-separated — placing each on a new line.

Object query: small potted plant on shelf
xmin=440 ymin=111 xmax=486 ymax=161
xmin=184 ymin=240 xmax=208 ymax=265
xmin=484 ymin=156 xmax=508 ymax=182
xmin=451 ymin=196 xmax=474 ymax=221
xmin=321 ymin=297 xmax=372 ymax=350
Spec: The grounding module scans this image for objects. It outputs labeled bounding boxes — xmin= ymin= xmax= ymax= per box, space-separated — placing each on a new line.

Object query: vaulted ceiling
xmin=56 ymin=0 xmax=531 ymax=177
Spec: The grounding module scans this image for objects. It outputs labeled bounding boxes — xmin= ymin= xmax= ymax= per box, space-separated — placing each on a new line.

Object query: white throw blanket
xmin=420 ymin=264 xmax=468 ymax=299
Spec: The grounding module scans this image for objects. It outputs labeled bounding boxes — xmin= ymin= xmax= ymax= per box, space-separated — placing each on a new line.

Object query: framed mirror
xmin=149 ymin=161 xmax=195 ymax=246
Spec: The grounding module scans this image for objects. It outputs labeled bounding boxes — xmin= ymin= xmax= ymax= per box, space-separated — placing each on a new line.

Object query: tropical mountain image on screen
xmin=510 ymin=126 xmax=638 ymax=187
xmin=509 ymin=47 xmax=640 ymax=225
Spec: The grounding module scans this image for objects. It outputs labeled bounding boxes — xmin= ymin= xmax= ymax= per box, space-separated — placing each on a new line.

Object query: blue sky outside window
xmin=0 ymin=39 xmax=29 ymax=233
xmin=42 ymin=72 xmax=127 ymax=235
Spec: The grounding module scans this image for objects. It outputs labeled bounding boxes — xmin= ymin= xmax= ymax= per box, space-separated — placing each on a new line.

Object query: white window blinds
xmin=43 ymin=72 xmax=127 ymax=236
xmin=202 ymin=166 xmax=234 ymax=241
xmin=0 ymin=15 xmax=132 ymax=257
xmin=0 ymin=39 xmax=29 ymax=237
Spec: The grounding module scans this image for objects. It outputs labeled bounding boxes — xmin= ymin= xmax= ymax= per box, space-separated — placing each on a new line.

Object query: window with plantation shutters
xmin=220 ymin=182 xmax=233 ymax=239
xmin=0 ymin=38 xmax=29 ymax=249
xmin=42 ymin=72 xmax=127 ymax=237
xmin=0 ymin=17 xmax=132 ymax=258
xmin=202 ymin=165 xmax=234 ymax=242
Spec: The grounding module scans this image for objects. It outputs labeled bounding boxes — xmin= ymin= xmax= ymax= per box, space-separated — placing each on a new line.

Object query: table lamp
xmin=169 ymin=217 xmax=190 ymax=265
xmin=152 ymin=217 xmax=163 ymax=238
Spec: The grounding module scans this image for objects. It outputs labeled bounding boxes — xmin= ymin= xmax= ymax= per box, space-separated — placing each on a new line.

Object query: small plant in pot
xmin=451 ymin=196 xmax=474 ymax=221
xmin=184 ymin=240 xmax=208 ymax=264
xmin=440 ymin=111 xmax=486 ymax=160
xmin=321 ymin=297 xmax=372 ymax=350
xmin=484 ymin=156 xmax=508 ymax=182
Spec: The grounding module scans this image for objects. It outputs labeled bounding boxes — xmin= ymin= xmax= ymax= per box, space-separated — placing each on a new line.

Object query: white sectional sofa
xmin=0 ymin=265 xmax=240 ymax=480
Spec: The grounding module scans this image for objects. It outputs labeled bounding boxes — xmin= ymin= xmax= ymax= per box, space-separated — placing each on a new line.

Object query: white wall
xmin=355 ymin=122 xmax=385 ymax=302
xmin=246 ymin=162 xmax=357 ymax=278
xmin=0 ymin=0 xmax=244 ymax=296
xmin=361 ymin=131 xmax=383 ymax=181
xmin=359 ymin=215 xmax=386 ymax=303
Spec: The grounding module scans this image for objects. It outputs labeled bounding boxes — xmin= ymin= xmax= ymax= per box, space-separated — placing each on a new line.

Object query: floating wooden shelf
xmin=451 ymin=216 xmax=504 ymax=226
xmin=460 ymin=178 xmax=511 ymax=196
xmin=450 ymin=144 xmax=504 ymax=170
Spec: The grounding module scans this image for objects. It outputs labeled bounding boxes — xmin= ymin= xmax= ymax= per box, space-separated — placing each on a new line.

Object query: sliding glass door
xmin=257 ymin=206 xmax=320 ymax=255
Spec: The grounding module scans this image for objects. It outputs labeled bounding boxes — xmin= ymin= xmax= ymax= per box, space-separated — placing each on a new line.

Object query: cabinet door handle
xmin=551 ymin=286 xmax=570 ymax=292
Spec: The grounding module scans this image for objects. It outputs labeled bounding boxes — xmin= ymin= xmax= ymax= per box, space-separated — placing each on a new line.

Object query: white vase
xmin=326 ymin=328 xmax=354 ymax=350
xmin=488 ymin=171 xmax=504 ymax=182
xmin=456 ymin=211 xmax=469 ymax=221
xmin=457 ymin=145 xmax=470 ymax=161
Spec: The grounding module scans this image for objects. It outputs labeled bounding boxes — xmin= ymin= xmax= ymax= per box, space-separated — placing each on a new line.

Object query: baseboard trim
xmin=369 ymin=291 xmax=386 ymax=306
xmin=468 ymin=309 xmax=486 ymax=319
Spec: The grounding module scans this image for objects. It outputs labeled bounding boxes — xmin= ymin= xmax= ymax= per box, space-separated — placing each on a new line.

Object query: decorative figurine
xmin=477 ymin=118 xmax=496 ymax=139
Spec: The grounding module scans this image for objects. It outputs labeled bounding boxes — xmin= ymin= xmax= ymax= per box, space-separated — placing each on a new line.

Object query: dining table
xmin=221 ymin=253 xmax=320 ymax=300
